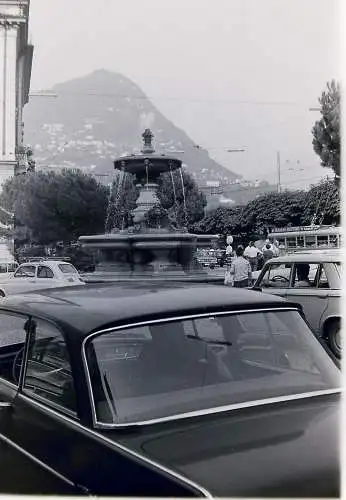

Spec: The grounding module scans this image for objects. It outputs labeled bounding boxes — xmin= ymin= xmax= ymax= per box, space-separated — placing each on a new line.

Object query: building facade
xmin=0 ymin=0 xmax=33 ymax=187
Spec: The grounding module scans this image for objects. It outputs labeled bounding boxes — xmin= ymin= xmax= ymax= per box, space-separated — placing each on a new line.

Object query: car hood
xmin=115 ymin=394 xmax=340 ymax=497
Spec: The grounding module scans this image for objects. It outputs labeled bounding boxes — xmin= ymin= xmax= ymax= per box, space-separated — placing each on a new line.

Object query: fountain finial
xmin=141 ymin=128 xmax=155 ymax=153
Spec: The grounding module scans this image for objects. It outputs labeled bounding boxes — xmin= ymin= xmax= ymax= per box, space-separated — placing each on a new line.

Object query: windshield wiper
xmin=186 ymin=335 xmax=232 ymax=346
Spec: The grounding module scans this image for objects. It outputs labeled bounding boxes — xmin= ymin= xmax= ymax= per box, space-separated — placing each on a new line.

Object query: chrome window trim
xmin=14 ymin=392 xmax=212 ymax=498
xmin=21 ymin=387 xmax=78 ymax=420
xmin=0 ymin=430 xmax=77 ymax=490
xmin=0 ymin=402 xmax=11 ymax=407
xmin=81 ymin=306 xmax=339 ymax=428
xmin=0 ymin=377 xmax=18 ymax=391
xmin=89 ymin=389 xmax=341 ymax=430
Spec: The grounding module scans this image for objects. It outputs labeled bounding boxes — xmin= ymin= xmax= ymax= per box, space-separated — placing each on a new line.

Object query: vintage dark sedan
xmin=0 ymin=282 xmax=340 ymax=496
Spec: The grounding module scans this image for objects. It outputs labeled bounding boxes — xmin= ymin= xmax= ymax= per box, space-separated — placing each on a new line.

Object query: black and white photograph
xmin=0 ymin=0 xmax=341 ymax=496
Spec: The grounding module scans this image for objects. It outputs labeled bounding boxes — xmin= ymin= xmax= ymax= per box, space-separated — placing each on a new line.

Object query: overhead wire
xmin=42 ymin=90 xmax=316 ymax=107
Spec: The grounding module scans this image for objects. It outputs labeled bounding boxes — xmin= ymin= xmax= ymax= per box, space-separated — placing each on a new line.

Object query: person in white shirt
xmin=244 ymin=242 xmax=262 ymax=271
xmin=225 ymin=244 xmax=233 ymax=255
xmin=230 ymin=246 xmax=252 ymax=288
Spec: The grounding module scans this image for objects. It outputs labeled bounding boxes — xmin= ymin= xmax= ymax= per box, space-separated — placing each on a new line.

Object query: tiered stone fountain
xmin=79 ymin=129 xmax=218 ymax=281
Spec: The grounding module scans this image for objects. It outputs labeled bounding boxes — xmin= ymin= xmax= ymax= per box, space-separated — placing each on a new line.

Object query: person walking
xmin=244 ymin=241 xmax=262 ymax=271
xmin=230 ymin=246 xmax=252 ymax=288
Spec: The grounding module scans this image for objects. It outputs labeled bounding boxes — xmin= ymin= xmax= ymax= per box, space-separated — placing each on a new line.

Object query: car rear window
xmin=85 ymin=309 xmax=340 ymax=425
xmin=58 ymin=264 xmax=78 ymax=274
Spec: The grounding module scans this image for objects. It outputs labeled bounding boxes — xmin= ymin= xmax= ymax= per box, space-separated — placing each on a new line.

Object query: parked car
xmin=0 ymin=283 xmax=340 ymax=496
xmin=0 ymin=260 xmax=18 ymax=278
xmin=0 ymin=260 xmax=85 ymax=297
xmin=252 ymin=251 xmax=341 ymax=358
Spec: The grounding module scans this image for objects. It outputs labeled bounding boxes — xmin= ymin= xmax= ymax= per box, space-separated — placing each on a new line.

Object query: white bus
xmin=268 ymin=225 xmax=341 ymax=253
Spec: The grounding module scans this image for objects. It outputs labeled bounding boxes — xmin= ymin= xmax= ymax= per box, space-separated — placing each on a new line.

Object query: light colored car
xmin=0 ymin=260 xmax=19 ymax=278
xmin=0 ymin=260 xmax=85 ymax=297
xmin=253 ymin=251 xmax=341 ymax=358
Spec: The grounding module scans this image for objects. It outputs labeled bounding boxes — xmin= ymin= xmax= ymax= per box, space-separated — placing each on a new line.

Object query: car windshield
xmin=85 ymin=309 xmax=340 ymax=425
xmin=58 ymin=263 xmax=78 ymax=274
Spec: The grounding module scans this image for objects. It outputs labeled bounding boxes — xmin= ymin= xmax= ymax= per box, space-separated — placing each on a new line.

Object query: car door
xmin=0 ymin=311 xmax=78 ymax=494
xmin=256 ymin=262 xmax=293 ymax=298
xmin=284 ymin=263 xmax=328 ymax=334
xmin=35 ymin=264 xmax=62 ymax=289
xmin=7 ymin=264 xmax=37 ymax=293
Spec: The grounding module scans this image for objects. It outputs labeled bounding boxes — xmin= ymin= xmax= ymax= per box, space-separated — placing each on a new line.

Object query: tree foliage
xmin=191 ymin=206 xmax=245 ymax=236
xmin=192 ymin=182 xmax=339 ymax=240
xmin=312 ymin=80 xmax=340 ymax=180
xmin=239 ymin=191 xmax=306 ymax=235
xmin=301 ymin=179 xmax=340 ymax=226
xmin=0 ymin=170 xmax=109 ymax=244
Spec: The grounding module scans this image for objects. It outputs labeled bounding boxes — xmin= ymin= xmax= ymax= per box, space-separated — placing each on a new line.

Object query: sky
xmin=27 ymin=0 xmax=340 ymax=188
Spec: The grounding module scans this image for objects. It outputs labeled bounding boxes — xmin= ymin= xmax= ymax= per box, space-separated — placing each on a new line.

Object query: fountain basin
xmin=79 ymin=232 xmax=220 ymax=282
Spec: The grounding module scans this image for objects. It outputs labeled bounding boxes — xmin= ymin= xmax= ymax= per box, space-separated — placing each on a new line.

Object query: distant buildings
xmin=201 ymin=179 xmax=277 ymax=210
xmin=0 ymin=0 xmax=33 ymax=187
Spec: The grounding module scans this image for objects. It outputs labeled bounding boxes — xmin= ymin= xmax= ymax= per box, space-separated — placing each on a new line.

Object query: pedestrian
xmin=262 ymin=239 xmax=279 ymax=257
xmin=229 ymin=245 xmax=252 ymax=288
xmin=224 ymin=246 xmax=234 ymax=286
xmin=262 ymin=243 xmax=274 ymax=263
xmin=244 ymin=241 xmax=262 ymax=271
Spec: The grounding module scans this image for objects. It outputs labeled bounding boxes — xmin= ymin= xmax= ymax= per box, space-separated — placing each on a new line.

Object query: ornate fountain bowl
xmin=114 ymin=155 xmax=182 ymax=183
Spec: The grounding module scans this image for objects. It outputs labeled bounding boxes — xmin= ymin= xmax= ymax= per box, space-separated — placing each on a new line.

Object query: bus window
xmin=329 ymin=235 xmax=338 ymax=247
xmin=287 ymin=237 xmax=297 ymax=248
xmin=297 ymin=236 xmax=305 ymax=247
xmin=305 ymin=236 xmax=316 ymax=247
xmin=317 ymin=235 xmax=329 ymax=247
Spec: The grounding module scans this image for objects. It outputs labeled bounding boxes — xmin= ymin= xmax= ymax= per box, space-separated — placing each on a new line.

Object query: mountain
xmin=23 ymin=70 xmax=239 ymax=185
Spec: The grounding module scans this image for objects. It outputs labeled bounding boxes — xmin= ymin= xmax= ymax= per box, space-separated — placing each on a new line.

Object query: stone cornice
xmin=0 ymin=17 xmax=25 ymax=27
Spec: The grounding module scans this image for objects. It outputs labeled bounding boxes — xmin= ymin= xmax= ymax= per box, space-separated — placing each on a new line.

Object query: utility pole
xmin=277 ymin=151 xmax=281 ymax=193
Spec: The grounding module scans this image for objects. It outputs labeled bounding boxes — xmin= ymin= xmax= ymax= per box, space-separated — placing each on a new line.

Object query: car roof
xmin=19 ymin=260 xmax=75 ymax=267
xmin=0 ymin=282 xmax=301 ymax=338
xmin=267 ymin=252 xmax=341 ymax=264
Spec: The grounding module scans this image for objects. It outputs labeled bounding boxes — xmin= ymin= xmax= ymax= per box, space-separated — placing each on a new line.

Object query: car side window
xmin=37 ymin=265 xmax=54 ymax=278
xmin=292 ymin=263 xmax=319 ymax=288
xmin=0 ymin=264 xmax=7 ymax=274
xmin=0 ymin=312 xmax=29 ymax=386
xmin=23 ymin=319 xmax=77 ymax=415
xmin=317 ymin=265 xmax=330 ymax=289
xmin=260 ymin=263 xmax=292 ymax=289
xmin=14 ymin=265 xmax=36 ymax=278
